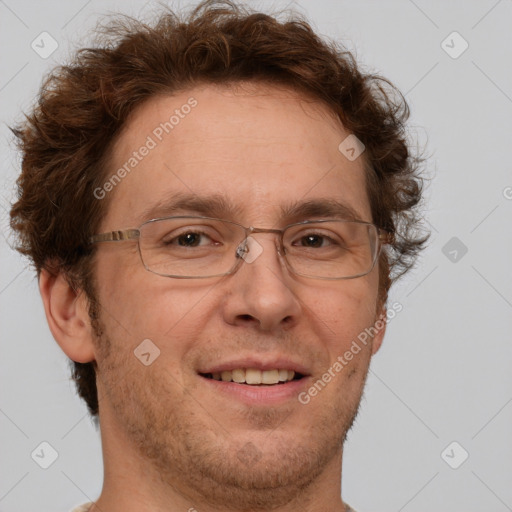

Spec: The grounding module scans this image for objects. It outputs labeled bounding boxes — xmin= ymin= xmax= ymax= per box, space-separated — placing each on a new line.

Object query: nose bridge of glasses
xmin=245 ymin=227 xmax=284 ymax=248
xmin=235 ymin=226 xmax=285 ymax=264
xmin=247 ymin=226 xmax=283 ymax=236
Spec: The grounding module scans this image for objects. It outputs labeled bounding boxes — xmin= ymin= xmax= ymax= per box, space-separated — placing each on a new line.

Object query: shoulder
xmin=70 ymin=503 xmax=94 ymax=512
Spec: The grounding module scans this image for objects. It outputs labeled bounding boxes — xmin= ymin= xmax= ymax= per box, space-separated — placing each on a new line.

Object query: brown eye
xmin=176 ymin=232 xmax=204 ymax=247
xmin=299 ymin=234 xmax=327 ymax=248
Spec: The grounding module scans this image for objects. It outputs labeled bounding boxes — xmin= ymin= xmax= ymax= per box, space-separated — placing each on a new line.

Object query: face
xmin=90 ymin=83 xmax=385 ymax=509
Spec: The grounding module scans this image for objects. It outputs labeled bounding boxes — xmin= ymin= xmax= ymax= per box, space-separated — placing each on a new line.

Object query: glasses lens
xmin=283 ymin=220 xmax=379 ymax=279
xmin=139 ymin=217 xmax=245 ymax=277
xmin=139 ymin=217 xmax=379 ymax=279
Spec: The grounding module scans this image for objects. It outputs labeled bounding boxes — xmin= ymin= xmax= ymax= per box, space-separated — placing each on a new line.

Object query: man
xmin=9 ymin=1 xmax=427 ymax=510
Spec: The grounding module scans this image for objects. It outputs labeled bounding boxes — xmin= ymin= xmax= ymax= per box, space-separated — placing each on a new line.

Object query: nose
xmin=221 ymin=234 xmax=302 ymax=332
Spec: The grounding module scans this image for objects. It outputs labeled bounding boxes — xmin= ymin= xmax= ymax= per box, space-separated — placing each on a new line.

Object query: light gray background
xmin=1 ymin=1 xmax=511 ymax=511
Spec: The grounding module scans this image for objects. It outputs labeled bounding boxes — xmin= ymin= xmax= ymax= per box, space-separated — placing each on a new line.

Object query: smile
xmin=201 ymin=368 xmax=301 ymax=385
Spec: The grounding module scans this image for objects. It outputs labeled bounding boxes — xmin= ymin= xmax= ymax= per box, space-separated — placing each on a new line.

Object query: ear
xmin=39 ymin=269 xmax=96 ymax=363
xmin=371 ymin=307 xmax=387 ymax=355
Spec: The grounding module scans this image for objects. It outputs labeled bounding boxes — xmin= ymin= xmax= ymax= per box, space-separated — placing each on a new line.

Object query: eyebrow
xmin=139 ymin=192 xmax=364 ymax=225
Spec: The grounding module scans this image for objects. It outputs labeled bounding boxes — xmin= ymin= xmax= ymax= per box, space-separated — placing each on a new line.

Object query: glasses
xmin=89 ymin=216 xmax=394 ymax=280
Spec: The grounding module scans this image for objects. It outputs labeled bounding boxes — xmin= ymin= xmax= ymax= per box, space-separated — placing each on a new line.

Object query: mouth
xmin=196 ymin=358 xmax=311 ymax=405
xmin=199 ymin=368 xmax=305 ymax=386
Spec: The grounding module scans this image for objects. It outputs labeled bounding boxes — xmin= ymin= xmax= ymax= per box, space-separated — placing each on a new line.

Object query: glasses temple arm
xmin=378 ymin=230 xmax=395 ymax=245
xmin=89 ymin=229 xmax=140 ymax=244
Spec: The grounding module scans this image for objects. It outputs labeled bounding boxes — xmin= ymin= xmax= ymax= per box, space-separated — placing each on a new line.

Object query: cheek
xmin=312 ymin=276 xmax=379 ymax=354
xmin=315 ymin=281 xmax=378 ymax=398
xmin=299 ymin=282 xmax=377 ymax=418
xmin=95 ymin=257 xmax=217 ymax=353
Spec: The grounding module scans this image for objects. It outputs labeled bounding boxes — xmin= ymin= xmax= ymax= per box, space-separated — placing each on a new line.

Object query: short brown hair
xmin=9 ymin=0 xmax=429 ymax=417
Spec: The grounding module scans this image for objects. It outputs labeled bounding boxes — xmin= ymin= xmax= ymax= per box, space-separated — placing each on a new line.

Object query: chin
xmin=182 ymin=439 xmax=334 ymax=510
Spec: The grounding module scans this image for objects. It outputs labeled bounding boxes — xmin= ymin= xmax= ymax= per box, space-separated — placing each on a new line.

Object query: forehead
xmin=101 ymin=83 xmax=371 ymax=229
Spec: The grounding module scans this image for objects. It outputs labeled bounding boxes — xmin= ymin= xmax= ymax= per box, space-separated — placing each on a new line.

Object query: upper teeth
xmin=212 ymin=369 xmax=296 ymax=385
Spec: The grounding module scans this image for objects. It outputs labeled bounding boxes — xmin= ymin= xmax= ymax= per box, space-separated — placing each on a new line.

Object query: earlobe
xmin=371 ymin=308 xmax=387 ymax=355
xmin=39 ymin=269 xmax=96 ymax=363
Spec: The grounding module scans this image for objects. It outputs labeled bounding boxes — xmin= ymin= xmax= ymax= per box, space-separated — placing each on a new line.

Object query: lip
xmin=197 ymin=357 xmax=311 ymax=375
xmin=199 ymin=373 xmax=311 ymax=406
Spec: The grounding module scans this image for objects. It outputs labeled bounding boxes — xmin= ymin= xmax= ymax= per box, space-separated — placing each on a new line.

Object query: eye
xmin=292 ymin=232 xmax=339 ymax=249
xmin=163 ymin=229 xmax=218 ymax=247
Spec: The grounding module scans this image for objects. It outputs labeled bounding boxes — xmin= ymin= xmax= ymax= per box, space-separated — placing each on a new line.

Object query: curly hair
xmin=9 ymin=0 xmax=429 ymax=418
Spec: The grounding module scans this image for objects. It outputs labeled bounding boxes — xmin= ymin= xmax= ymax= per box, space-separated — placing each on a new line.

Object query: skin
xmin=40 ymin=83 xmax=386 ymax=512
